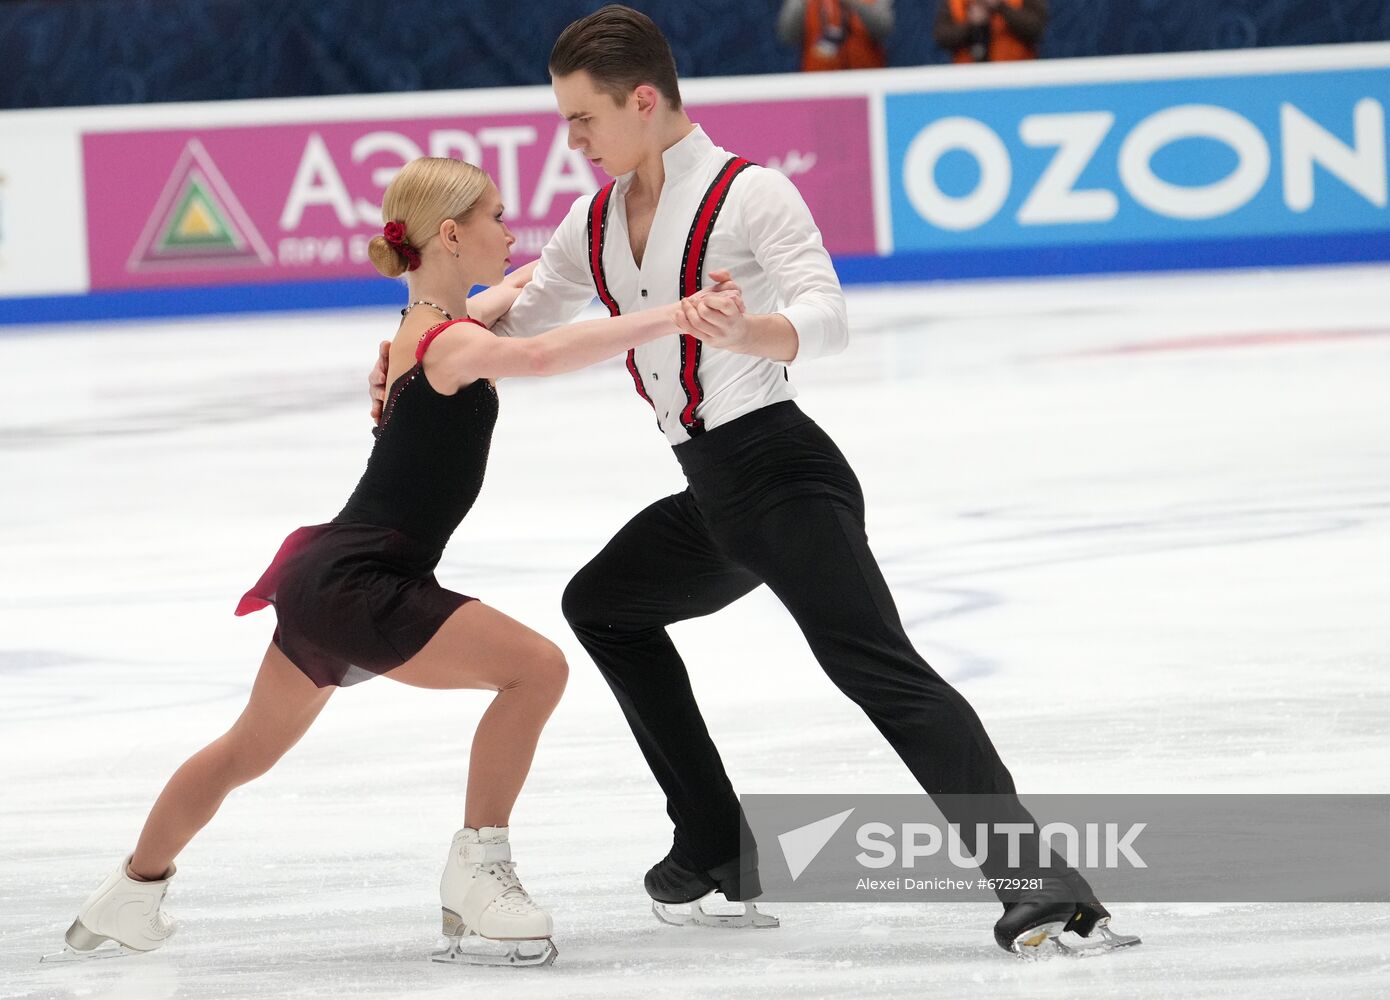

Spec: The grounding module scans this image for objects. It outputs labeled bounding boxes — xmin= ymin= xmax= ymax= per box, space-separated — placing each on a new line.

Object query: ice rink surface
xmin=2 ymin=266 xmax=1388 ymax=999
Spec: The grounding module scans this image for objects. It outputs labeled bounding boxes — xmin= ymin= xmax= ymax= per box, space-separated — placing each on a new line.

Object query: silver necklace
xmin=401 ymin=299 xmax=453 ymax=321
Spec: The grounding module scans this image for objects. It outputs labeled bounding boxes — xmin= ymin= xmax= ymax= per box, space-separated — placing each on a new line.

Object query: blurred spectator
xmin=778 ymin=0 xmax=895 ymax=72
xmin=934 ymin=0 xmax=1047 ymax=63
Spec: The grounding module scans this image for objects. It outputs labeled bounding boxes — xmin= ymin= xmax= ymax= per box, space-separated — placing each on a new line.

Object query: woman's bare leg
xmin=128 ymin=643 xmax=333 ymax=879
xmin=387 ymin=601 xmax=568 ymax=829
xmin=127 ymin=603 xmax=562 ymax=878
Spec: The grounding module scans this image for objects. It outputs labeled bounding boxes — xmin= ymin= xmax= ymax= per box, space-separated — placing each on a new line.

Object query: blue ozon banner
xmin=884 ymin=66 xmax=1390 ymax=276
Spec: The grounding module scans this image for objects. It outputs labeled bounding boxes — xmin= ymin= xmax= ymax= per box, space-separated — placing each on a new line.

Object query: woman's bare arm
xmin=465 ymin=260 xmax=540 ymax=327
xmin=427 ymin=289 xmax=740 ymax=389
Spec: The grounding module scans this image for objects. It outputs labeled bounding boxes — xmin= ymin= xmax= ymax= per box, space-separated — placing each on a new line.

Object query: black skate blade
xmin=40 ymin=941 xmax=134 ymax=964
xmin=431 ymin=932 xmax=558 ymax=968
xmin=1010 ymin=919 xmax=1141 ymax=960
xmin=652 ymin=895 xmax=779 ymax=929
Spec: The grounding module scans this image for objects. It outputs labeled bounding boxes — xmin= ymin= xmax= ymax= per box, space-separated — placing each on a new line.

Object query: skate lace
xmin=483 ymin=861 xmax=535 ymax=909
xmin=145 ymin=887 xmax=172 ymax=936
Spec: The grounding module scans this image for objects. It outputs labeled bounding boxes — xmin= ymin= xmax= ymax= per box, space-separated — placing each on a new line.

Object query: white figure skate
xmin=41 ymin=854 xmax=175 ymax=963
xmin=433 ymin=826 xmax=557 ymax=967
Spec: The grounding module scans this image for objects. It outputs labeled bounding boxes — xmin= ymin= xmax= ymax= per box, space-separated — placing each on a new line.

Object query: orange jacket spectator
xmin=934 ymin=0 xmax=1047 ymax=63
xmin=778 ymin=0 xmax=896 ymax=72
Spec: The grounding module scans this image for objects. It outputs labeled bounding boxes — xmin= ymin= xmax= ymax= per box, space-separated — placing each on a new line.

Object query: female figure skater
xmin=48 ymin=156 xmax=739 ymax=968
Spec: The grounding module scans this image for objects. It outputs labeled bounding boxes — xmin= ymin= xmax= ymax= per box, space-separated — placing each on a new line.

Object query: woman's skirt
xmin=235 ymin=521 xmax=475 ymax=687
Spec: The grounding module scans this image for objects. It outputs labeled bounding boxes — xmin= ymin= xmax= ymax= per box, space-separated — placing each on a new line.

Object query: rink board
xmin=1 ymin=42 xmax=1388 ymax=323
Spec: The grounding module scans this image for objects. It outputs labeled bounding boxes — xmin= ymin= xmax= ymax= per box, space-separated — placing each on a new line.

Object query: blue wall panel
xmin=3 ymin=0 xmax=1388 ymax=110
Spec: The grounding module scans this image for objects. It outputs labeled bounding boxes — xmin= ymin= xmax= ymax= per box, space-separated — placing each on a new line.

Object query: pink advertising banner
xmin=82 ymin=98 xmax=874 ymax=292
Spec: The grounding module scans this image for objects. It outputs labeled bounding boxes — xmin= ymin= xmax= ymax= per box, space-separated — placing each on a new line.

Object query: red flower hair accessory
xmin=382 ymin=220 xmax=421 ymax=271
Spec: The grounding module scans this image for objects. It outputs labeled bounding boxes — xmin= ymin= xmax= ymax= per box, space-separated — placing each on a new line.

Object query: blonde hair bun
xmin=370 ymin=158 xmax=491 ymax=279
xmin=368 ymin=234 xmax=408 ymax=278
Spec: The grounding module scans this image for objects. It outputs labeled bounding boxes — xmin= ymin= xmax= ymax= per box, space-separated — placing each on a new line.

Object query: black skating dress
xmin=236 ymin=319 xmax=498 ymax=687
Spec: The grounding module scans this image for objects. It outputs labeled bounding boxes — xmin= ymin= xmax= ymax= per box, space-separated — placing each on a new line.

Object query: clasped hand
xmin=368 ymin=268 xmax=751 ymax=424
xmin=672 ymin=269 xmax=750 ymax=351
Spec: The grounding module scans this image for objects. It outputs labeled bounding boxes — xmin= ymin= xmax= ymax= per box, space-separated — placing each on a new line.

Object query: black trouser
xmin=562 ymin=402 xmax=1074 ymax=899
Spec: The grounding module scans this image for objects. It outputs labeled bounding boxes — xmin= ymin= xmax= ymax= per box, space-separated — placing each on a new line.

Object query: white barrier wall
xmin=2 ymin=42 xmax=1387 ymax=322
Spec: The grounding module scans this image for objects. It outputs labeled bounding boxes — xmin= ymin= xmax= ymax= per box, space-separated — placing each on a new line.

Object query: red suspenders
xmin=585 ymin=155 xmax=755 ymax=438
xmin=676 ymin=156 xmax=754 ymax=436
xmin=586 ymin=181 xmax=653 ymax=410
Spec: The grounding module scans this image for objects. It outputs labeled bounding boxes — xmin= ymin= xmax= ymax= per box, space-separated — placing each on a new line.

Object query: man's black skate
xmin=645 ymin=846 xmax=778 ymax=929
xmin=993 ymin=877 xmax=1140 ymax=958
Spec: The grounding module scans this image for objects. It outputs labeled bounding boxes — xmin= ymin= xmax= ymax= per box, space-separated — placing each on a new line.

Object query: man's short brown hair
xmin=549 ymin=5 xmax=683 ymax=111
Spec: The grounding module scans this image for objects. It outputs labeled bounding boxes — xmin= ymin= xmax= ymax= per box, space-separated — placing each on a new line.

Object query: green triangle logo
xmin=153 ymin=171 xmax=243 ymax=253
xmin=128 ymin=139 xmax=272 ymax=272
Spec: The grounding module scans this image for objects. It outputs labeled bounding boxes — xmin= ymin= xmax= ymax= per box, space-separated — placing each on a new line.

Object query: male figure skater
xmin=371 ymin=4 xmax=1137 ymax=957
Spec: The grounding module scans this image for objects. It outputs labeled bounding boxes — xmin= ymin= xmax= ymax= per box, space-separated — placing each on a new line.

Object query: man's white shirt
xmin=493 ymin=126 xmax=849 ymax=445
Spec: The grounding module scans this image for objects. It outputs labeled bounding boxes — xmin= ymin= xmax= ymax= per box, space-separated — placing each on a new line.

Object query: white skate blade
xmin=431 ymin=931 xmax=558 ymax=968
xmin=40 ymin=940 xmax=136 ymax=964
xmin=651 ymin=895 xmax=780 ymax=929
xmin=1011 ymin=918 xmax=1141 ymax=959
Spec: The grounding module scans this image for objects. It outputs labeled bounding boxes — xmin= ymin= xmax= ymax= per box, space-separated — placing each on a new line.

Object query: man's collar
xmin=659 ymin=124 xmax=713 ymax=180
xmin=617 ymin=124 xmax=713 ymax=191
